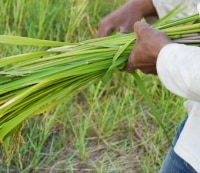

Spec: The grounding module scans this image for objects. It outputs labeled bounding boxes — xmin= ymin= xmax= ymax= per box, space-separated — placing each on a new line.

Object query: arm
xmin=97 ymin=0 xmax=157 ymax=37
xmin=98 ymin=0 xmax=198 ymax=37
xmin=126 ymin=21 xmax=200 ymax=102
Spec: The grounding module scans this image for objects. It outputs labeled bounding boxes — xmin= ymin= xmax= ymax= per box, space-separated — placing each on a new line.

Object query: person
xmin=98 ymin=0 xmax=200 ymax=172
xmin=98 ymin=0 xmax=198 ymax=37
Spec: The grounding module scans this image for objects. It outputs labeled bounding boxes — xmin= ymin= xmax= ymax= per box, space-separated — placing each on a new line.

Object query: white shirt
xmin=157 ymin=44 xmax=200 ymax=172
xmin=152 ymin=0 xmax=200 ymax=172
xmin=152 ymin=0 xmax=199 ymax=19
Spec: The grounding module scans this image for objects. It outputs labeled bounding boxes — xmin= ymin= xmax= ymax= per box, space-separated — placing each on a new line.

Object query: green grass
xmin=0 ymin=0 xmax=186 ymax=172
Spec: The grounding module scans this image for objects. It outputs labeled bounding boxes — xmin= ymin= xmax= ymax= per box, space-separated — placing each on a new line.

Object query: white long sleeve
xmin=150 ymin=0 xmax=200 ymax=171
xmin=157 ymin=43 xmax=200 ymax=172
xmin=157 ymin=43 xmax=200 ymax=102
xmin=152 ymin=0 xmax=199 ymax=18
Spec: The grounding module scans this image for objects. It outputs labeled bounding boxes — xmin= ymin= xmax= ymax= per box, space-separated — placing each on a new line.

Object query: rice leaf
xmin=0 ymin=35 xmax=72 ymax=47
xmin=0 ymin=7 xmax=200 ymax=164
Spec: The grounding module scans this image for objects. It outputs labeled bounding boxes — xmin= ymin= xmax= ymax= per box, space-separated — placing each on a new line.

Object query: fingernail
xmin=120 ymin=26 xmax=129 ymax=34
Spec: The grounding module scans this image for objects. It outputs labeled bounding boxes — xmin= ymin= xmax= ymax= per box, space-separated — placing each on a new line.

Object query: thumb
xmin=133 ymin=21 xmax=151 ymax=36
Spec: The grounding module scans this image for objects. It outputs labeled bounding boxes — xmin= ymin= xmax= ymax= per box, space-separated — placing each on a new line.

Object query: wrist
xmin=131 ymin=0 xmax=157 ymax=17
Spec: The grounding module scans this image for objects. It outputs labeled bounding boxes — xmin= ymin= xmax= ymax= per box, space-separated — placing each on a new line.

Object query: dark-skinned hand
xmin=98 ymin=0 xmax=157 ymax=37
xmin=125 ymin=22 xmax=172 ymax=74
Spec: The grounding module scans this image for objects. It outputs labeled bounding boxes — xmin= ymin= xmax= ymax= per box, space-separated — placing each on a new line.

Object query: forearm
xmin=128 ymin=0 xmax=157 ymax=17
xmin=97 ymin=0 xmax=158 ymax=36
xmin=157 ymin=43 xmax=200 ymax=102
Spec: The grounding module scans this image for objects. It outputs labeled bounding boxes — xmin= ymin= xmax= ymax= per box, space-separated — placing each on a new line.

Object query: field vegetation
xmin=0 ymin=0 xmax=185 ymax=172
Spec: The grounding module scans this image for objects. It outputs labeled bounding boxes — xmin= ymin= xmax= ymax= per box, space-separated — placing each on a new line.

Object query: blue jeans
xmin=159 ymin=117 xmax=197 ymax=173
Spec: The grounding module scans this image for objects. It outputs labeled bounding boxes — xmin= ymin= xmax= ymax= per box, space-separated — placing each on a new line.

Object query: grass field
xmin=0 ymin=0 xmax=186 ymax=172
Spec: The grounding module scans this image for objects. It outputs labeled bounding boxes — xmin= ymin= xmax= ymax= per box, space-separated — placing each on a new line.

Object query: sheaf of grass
xmin=0 ymin=0 xmax=189 ymax=173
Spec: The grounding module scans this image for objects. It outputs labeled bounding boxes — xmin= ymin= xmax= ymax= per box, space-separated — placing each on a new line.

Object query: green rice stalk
xmin=0 ymin=6 xmax=200 ymax=164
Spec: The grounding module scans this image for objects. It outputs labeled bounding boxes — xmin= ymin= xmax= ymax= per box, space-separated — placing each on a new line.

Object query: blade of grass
xmin=0 ymin=35 xmax=73 ymax=47
xmin=132 ymin=72 xmax=171 ymax=142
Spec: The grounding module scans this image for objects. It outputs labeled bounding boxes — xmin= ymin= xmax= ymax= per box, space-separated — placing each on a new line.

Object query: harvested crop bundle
xmin=0 ymin=7 xmax=200 ymax=164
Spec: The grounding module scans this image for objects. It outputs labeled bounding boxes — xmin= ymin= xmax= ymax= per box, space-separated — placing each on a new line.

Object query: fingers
xmin=119 ymin=26 xmax=129 ymax=34
xmin=97 ymin=18 xmax=113 ymax=37
xmin=97 ymin=21 xmax=133 ymax=37
xmin=126 ymin=58 xmax=157 ymax=74
xmin=119 ymin=24 xmax=134 ymax=34
xmin=125 ymin=22 xmax=154 ymax=74
xmin=125 ymin=22 xmax=148 ymax=73
xmin=125 ymin=21 xmax=172 ymax=75
xmin=134 ymin=21 xmax=171 ymax=46
xmin=97 ymin=26 xmax=113 ymax=37
xmin=125 ymin=51 xmax=136 ymax=73
xmin=134 ymin=21 xmax=151 ymax=37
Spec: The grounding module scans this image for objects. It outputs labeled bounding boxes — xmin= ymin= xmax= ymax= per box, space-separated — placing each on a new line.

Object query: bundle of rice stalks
xmin=0 ymin=6 xmax=200 ymax=164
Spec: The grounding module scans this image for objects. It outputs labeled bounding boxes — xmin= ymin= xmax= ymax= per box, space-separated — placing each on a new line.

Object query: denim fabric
xmin=159 ymin=117 xmax=197 ymax=173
